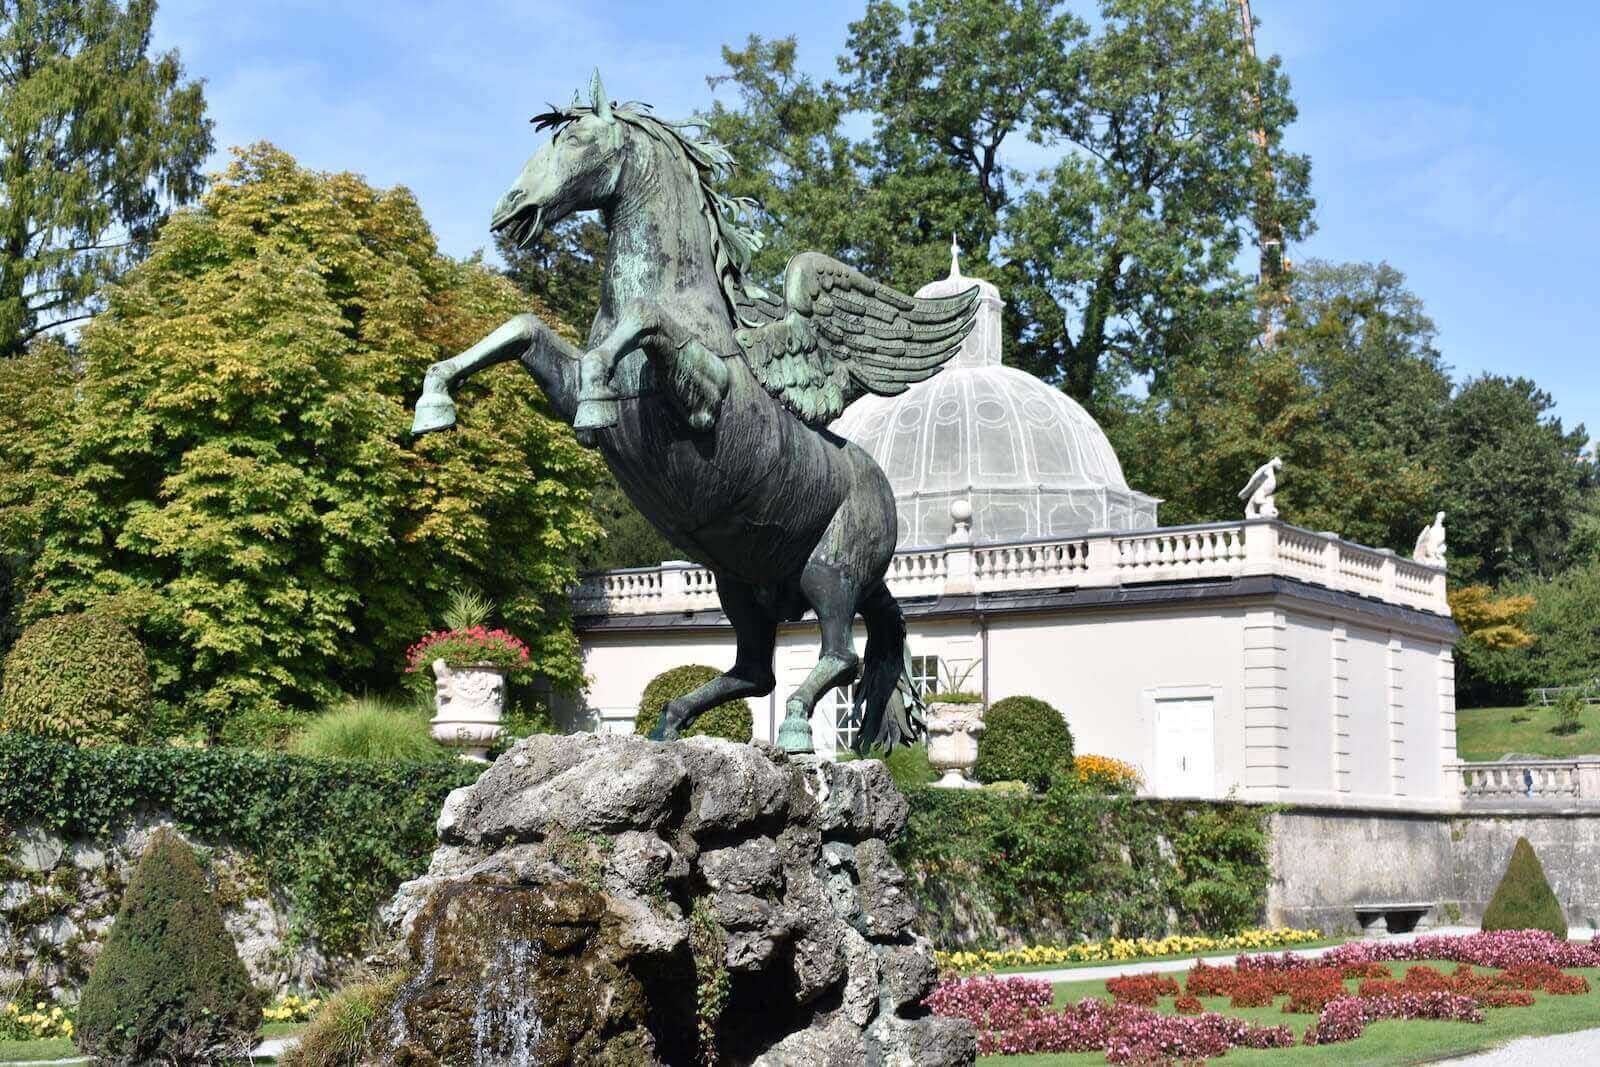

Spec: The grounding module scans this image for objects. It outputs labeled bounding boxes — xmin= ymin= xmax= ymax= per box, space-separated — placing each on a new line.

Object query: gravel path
xmin=1443 ymin=1026 xmax=1600 ymax=1064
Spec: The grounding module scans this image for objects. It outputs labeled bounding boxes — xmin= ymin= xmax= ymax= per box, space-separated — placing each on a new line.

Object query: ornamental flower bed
xmin=1 ymin=1000 xmax=74 ymax=1041
xmin=404 ymin=625 xmax=531 ymax=675
xmin=928 ymin=932 xmax=1600 ymax=1061
xmin=925 ymin=979 xmax=1294 ymax=1060
xmin=935 ymin=927 xmax=1322 ymax=973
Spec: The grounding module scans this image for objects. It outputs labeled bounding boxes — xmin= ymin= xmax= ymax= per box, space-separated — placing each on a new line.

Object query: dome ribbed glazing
xmin=832 ymin=241 xmax=1159 ymax=548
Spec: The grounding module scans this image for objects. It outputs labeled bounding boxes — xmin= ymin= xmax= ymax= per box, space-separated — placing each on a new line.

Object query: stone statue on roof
xmin=1240 ymin=456 xmax=1283 ymax=519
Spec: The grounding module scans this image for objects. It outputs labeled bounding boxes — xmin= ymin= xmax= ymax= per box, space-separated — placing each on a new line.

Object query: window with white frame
xmin=831 ymin=655 xmax=941 ymax=753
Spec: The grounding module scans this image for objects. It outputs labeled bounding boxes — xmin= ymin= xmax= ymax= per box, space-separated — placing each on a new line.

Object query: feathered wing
xmin=734 ymin=252 xmax=979 ymax=426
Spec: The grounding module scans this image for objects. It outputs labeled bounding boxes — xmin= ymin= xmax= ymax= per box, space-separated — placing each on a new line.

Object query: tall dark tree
xmin=702 ymin=0 xmax=1312 ymax=410
xmin=1442 ymin=376 xmax=1592 ymax=584
xmin=1114 ymin=260 xmax=1451 ymax=551
xmin=0 ymin=0 xmax=212 ymax=357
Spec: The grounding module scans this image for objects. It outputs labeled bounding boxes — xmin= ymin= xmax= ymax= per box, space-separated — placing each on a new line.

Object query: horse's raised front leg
xmin=573 ymin=302 xmax=726 ymax=436
xmin=412 ymin=312 xmax=580 ymax=435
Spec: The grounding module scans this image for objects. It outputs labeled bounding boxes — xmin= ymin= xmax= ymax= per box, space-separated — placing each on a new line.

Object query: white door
xmin=1154 ymin=697 xmax=1215 ymax=797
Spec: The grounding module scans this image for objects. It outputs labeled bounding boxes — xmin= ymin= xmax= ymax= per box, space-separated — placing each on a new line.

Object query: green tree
xmin=495 ymin=216 xmax=606 ymax=340
xmin=0 ymin=144 xmax=602 ymax=740
xmin=1442 ymin=376 xmax=1592 ymax=585
xmin=1114 ymin=260 xmax=1448 ymax=548
xmin=704 ymin=0 xmax=1313 ymax=408
xmin=0 ymin=0 xmax=212 ymax=357
xmin=1460 ymin=562 xmax=1600 ymax=702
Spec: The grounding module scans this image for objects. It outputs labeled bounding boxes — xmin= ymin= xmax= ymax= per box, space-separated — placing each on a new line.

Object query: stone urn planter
xmin=926 ymin=698 xmax=985 ymax=788
xmin=429 ymin=659 xmax=507 ymax=761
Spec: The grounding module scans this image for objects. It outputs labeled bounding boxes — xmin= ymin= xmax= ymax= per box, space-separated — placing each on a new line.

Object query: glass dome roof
xmin=832 ymin=242 xmax=1159 ymax=548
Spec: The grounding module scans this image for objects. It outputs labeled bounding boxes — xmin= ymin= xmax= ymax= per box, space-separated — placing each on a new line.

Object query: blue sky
xmin=151 ymin=0 xmax=1598 ymax=440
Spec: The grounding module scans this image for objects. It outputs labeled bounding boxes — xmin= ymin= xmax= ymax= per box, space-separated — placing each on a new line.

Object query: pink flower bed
xmin=929 ymin=930 xmax=1599 ymax=1060
xmin=1261 ymin=929 xmax=1600 ymax=972
xmin=925 ymin=977 xmax=1292 ymax=1060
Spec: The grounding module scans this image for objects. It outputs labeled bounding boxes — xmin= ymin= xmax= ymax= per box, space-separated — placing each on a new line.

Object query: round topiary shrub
xmin=0 ymin=612 xmax=150 ymax=744
xmin=973 ymin=695 xmax=1074 ymax=791
xmin=76 ymin=827 xmax=263 ymax=1064
xmin=633 ymin=665 xmax=753 ymax=743
xmin=1482 ymin=836 xmax=1567 ymax=939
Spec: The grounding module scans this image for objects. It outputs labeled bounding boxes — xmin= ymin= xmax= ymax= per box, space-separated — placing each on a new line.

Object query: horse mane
xmin=532 ymin=101 xmax=766 ymax=323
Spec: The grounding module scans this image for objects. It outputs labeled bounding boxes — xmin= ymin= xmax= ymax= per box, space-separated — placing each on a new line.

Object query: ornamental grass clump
xmin=281 ymin=973 xmax=407 ymax=1067
xmin=1481 ymin=837 xmax=1567 ymax=938
xmin=973 ymin=695 xmax=1073 ymax=790
xmin=291 ymin=695 xmax=443 ymax=762
xmin=632 ymin=664 xmax=753 ymax=742
xmin=0 ymin=613 xmax=150 ymax=744
xmin=75 ymin=828 xmax=262 ymax=1064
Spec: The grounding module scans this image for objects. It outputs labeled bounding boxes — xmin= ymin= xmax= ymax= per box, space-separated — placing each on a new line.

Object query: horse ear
xmin=590 ymin=68 xmax=614 ymax=123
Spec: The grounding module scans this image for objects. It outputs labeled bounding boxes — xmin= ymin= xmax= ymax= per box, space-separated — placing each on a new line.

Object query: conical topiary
xmin=76 ymin=827 xmax=263 ymax=1064
xmin=1481 ymin=836 xmax=1567 ymax=939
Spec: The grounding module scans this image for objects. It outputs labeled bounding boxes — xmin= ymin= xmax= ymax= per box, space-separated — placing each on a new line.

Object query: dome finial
xmin=949 ymin=233 xmax=962 ymax=280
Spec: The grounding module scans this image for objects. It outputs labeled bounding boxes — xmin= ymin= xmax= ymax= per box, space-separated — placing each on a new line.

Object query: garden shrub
xmin=897 ymin=788 xmax=1271 ymax=949
xmin=75 ymin=827 xmax=263 ymax=1063
xmin=1482 ymin=836 xmax=1566 ymax=938
xmin=0 ymin=613 xmax=150 ymax=744
xmin=843 ymin=741 xmax=935 ymax=791
xmin=281 ymin=972 xmax=408 ymax=1067
xmin=632 ymin=665 xmax=753 ymax=742
xmin=291 ymin=696 xmax=444 ymax=762
xmin=0 ymin=734 xmax=481 ymax=956
xmin=973 ymin=695 xmax=1073 ymax=790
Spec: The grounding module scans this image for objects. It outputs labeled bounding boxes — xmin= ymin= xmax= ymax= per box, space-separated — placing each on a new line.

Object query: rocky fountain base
xmin=379 ymin=733 xmax=975 ymax=1066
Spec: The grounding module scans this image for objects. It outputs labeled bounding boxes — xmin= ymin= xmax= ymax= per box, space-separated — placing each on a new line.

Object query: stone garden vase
xmin=429 ymin=659 xmax=507 ymax=761
xmin=926 ymin=699 xmax=985 ymax=789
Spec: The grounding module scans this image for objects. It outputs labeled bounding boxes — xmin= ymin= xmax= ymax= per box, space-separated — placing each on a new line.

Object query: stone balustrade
xmin=571 ymin=518 xmax=1451 ymax=617
xmin=1448 ymin=758 xmax=1600 ymax=807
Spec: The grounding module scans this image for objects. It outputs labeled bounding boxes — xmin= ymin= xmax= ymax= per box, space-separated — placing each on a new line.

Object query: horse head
xmin=492 ymin=70 xmax=626 ymax=249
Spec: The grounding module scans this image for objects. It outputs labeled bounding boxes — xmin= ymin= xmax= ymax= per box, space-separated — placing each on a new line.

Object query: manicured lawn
xmin=1456 ymin=704 xmax=1600 ymax=762
xmin=977 ymin=963 xmax=1600 ymax=1065
xmin=0 ymin=1036 xmax=74 ymax=1062
xmin=0 ymin=1023 xmax=302 ymax=1064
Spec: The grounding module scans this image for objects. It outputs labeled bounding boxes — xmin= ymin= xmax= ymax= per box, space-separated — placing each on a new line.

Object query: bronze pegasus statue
xmin=413 ymin=72 xmax=977 ymax=753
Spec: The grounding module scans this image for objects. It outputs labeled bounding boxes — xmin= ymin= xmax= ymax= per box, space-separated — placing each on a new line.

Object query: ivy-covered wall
xmin=895 ymin=789 xmax=1273 ymax=950
xmin=0 ymin=735 xmax=479 ymax=995
xmin=1 ymin=737 xmax=1275 ymax=1000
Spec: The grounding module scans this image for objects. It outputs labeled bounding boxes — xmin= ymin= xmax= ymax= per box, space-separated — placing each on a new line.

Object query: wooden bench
xmin=1351 ymin=901 xmax=1434 ymax=935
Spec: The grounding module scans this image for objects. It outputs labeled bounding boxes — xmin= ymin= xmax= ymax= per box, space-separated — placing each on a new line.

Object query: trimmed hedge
xmin=1482 ymin=836 xmax=1566 ymax=938
xmin=1 ymin=613 xmax=151 ymax=744
xmin=896 ymin=786 xmax=1271 ymax=948
xmin=0 ymin=734 xmax=480 ymax=955
xmin=633 ymin=665 xmax=753 ymax=742
xmin=77 ymin=827 xmax=263 ymax=1063
xmin=973 ymin=695 xmax=1074 ymax=790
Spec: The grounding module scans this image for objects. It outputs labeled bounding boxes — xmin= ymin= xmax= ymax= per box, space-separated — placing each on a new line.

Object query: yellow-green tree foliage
xmin=0 ymin=144 xmax=602 ymax=738
xmin=1448 ymin=585 xmax=1537 ymax=653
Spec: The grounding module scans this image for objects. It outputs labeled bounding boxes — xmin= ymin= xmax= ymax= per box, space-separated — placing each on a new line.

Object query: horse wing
xmin=734 ymin=252 xmax=979 ymax=427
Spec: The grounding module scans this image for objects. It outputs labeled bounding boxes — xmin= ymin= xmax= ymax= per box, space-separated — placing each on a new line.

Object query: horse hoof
xmin=411 ymin=393 xmax=457 ymax=436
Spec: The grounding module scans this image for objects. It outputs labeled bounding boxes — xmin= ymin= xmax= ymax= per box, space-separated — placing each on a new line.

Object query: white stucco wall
xmin=563 ymin=586 xmax=1457 ymax=809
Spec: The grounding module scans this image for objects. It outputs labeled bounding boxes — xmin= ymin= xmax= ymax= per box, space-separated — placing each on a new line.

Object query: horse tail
xmin=851 ymin=581 xmax=925 ymax=754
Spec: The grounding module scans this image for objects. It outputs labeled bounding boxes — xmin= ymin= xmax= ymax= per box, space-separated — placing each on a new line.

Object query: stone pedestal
xmin=380 ymin=733 xmax=975 ymax=1066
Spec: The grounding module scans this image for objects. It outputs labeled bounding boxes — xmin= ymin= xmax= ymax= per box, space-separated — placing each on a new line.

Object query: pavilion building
xmin=560 ymin=253 xmax=1460 ymax=811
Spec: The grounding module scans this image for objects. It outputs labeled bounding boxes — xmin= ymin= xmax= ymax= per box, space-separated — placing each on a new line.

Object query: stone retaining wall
xmin=1267 ymin=806 xmax=1600 ymax=932
xmin=0 ymin=816 xmax=331 ymax=1000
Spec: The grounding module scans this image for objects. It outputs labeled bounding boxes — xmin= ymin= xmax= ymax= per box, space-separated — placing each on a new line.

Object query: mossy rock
xmin=1 ymin=613 xmax=150 ymax=744
xmin=1482 ymin=836 xmax=1567 ymax=938
xmin=633 ymin=665 xmax=753 ymax=743
xmin=973 ymin=695 xmax=1074 ymax=791
xmin=76 ymin=827 xmax=263 ymax=1063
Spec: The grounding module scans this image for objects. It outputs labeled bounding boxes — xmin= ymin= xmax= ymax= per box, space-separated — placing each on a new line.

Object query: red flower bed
xmin=1172 ymin=994 xmax=1202 ymax=1015
xmin=1105 ymin=974 xmax=1180 ymax=1006
xmin=1306 ymin=929 xmax=1600 ymax=972
xmin=1304 ymin=992 xmax=1483 ymax=1046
